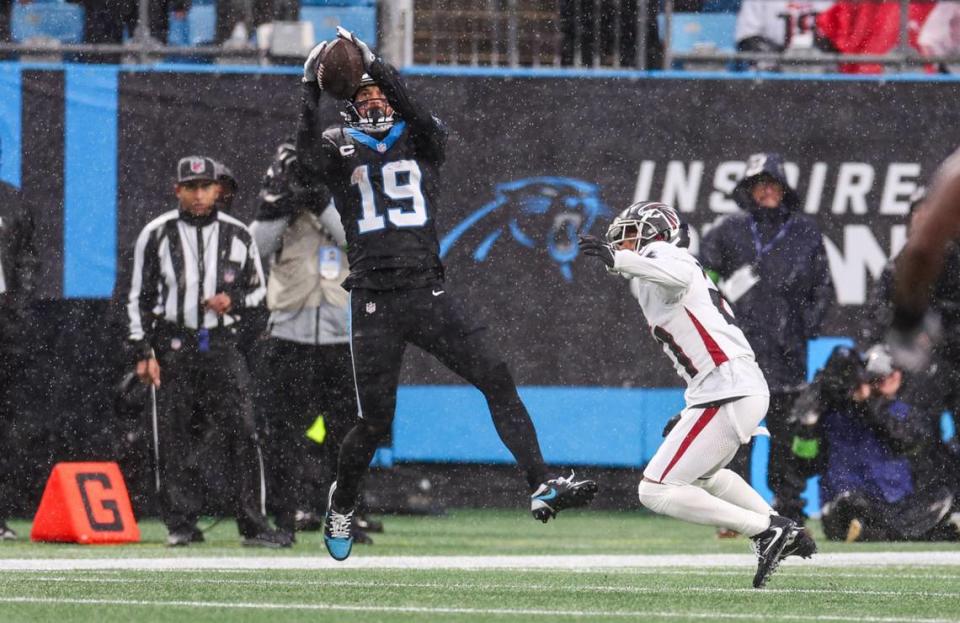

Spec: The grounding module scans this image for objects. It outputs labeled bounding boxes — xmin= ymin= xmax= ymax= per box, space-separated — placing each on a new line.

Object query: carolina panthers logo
xmin=439 ymin=177 xmax=610 ymax=281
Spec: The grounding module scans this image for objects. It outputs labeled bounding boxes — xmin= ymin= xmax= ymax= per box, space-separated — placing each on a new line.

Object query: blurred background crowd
xmin=0 ymin=0 xmax=957 ymax=72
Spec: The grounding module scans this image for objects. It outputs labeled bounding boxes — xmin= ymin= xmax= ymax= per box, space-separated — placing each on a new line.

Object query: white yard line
xmin=11 ymin=575 xmax=960 ymax=599
xmin=2 ymin=551 xmax=960 ymax=571
xmin=41 ymin=566 xmax=960 ymax=581
xmin=0 ymin=596 xmax=956 ymax=623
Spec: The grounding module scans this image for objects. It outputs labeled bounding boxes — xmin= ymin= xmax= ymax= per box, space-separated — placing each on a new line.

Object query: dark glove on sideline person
xmin=578 ymin=235 xmax=615 ymax=268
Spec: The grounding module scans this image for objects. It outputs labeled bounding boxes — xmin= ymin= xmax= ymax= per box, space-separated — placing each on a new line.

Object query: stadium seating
xmin=164 ymin=1 xmax=375 ymax=50
xmin=301 ymin=0 xmax=376 ymax=6
xmin=701 ymin=0 xmax=742 ymax=13
xmin=657 ymin=12 xmax=737 ymax=69
xmin=167 ymin=1 xmax=216 ymax=46
xmin=300 ymin=4 xmax=377 ymax=46
xmin=10 ymin=2 xmax=85 ymax=45
xmin=659 ymin=13 xmax=738 ymax=53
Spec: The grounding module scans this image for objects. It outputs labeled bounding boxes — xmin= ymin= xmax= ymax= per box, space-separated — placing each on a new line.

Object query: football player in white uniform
xmin=579 ymin=201 xmax=816 ymax=588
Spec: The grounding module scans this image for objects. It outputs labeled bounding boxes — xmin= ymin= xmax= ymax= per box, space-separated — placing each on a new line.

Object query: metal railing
xmin=2 ymin=0 xmax=959 ymax=72
xmin=411 ymin=0 xmax=960 ymax=73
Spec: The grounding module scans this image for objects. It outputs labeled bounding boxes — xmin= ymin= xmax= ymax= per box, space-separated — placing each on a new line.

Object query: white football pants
xmin=638 ymin=394 xmax=774 ymax=537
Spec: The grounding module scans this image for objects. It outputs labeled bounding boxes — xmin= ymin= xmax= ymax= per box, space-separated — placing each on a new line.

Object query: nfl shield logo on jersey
xmin=366 ymin=302 xmax=376 ymax=314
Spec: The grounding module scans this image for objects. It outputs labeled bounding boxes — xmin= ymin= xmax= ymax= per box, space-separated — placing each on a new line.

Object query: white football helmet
xmin=605 ymin=201 xmax=683 ymax=249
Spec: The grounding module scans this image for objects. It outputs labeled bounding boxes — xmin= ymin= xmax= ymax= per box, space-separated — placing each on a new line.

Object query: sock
xmin=697 ymin=469 xmax=774 ymax=516
xmin=638 ymin=479 xmax=771 ymax=537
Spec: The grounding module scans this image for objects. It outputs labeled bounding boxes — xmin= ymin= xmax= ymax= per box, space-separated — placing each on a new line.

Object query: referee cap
xmin=177 ymin=156 xmax=217 ymax=183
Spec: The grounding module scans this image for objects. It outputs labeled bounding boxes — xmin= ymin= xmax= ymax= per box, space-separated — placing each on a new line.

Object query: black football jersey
xmin=297 ymin=60 xmax=447 ymax=291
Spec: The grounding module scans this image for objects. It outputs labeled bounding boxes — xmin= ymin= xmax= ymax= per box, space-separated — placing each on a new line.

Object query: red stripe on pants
xmin=658 ymin=406 xmax=721 ymax=483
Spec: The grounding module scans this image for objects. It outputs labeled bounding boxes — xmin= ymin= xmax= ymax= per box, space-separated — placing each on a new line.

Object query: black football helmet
xmin=343 ymin=73 xmax=395 ymax=134
xmin=605 ymin=201 xmax=684 ymax=249
xmin=211 ymin=159 xmax=238 ymax=211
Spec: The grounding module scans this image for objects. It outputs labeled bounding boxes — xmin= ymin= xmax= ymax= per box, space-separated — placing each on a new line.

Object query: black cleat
xmin=294 ymin=510 xmax=323 ymax=532
xmin=242 ymin=529 xmax=293 ymax=549
xmin=751 ymin=515 xmax=796 ymax=589
xmin=351 ymin=526 xmax=374 ymax=545
xmin=0 ymin=521 xmax=17 ymax=541
xmin=355 ymin=514 xmax=384 ymax=534
xmin=780 ymin=525 xmax=817 ymax=560
xmin=165 ymin=526 xmax=204 ymax=547
xmin=530 ymin=472 xmax=598 ymax=523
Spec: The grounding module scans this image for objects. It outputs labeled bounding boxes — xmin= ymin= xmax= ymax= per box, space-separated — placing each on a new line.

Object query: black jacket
xmin=0 ymin=181 xmax=36 ymax=349
xmin=699 ymin=157 xmax=834 ymax=390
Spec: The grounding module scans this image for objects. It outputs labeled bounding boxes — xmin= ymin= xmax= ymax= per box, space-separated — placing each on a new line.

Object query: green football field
xmin=1 ymin=510 xmax=960 ymax=622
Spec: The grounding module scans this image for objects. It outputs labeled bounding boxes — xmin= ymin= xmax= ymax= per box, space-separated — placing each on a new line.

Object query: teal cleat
xmin=323 ymin=482 xmax=355 ymax=561
xmin=530 ymin=472 xmax=598 ymax=523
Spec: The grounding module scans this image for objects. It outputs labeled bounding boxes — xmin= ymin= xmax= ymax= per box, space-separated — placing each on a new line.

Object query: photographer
xmin=809 ymin=346 xmax=960 ymax=542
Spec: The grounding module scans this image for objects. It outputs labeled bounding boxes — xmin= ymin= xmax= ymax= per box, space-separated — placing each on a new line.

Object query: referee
xmin=126 ymin=156 xmax=289 ymax=548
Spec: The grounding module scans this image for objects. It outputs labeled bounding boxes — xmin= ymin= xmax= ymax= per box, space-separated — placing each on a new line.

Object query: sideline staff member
xmin=126 ymin=156 xmax=287 ymax=548
xmin=0 ymin=151 xmax=36 ymax=541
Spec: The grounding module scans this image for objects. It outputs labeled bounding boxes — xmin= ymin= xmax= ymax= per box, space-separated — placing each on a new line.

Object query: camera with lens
xmin=789 ymin=346 xmax=869 ymax=471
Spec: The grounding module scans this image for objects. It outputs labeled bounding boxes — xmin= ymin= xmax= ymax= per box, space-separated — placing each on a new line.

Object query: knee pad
xmin=637 ymin=480 xmax=671 ymax=514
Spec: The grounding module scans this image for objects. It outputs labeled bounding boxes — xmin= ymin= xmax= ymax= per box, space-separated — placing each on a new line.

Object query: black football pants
xmin=255 ymin=339 xmax=355 ymax=533
xmin=332 ymin=286 xmax=550 ymax=510
xmin=155 ymin=334 xmax=270 ymax=538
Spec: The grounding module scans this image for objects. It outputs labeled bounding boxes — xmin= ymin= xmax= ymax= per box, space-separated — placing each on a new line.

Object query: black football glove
xmin=578 ymin=234 xmax=615 ymax=268
xmin=662 ymin=414 xmax=681 ymax=437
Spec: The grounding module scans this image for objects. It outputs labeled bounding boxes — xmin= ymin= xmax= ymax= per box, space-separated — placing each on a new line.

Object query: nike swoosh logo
xmin=534 ymin=488 xmax=558 ymax=502
xmin=432 ymin=289 xmax=445 ymax=296
xmin=763 ymin=527 xmax=783 ymax=555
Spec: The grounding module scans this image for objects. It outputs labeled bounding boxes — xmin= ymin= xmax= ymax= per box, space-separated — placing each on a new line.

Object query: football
xmin=318 ymin=38 xmax=365 ymax=100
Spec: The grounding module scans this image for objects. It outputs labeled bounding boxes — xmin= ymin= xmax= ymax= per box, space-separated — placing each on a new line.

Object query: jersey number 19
xmin=353 ymin=159 xmax=428 ymax=233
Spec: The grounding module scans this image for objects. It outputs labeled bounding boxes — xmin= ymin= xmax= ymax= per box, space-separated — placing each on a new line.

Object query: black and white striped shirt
xmin=127 ymin=208 xmax=266 ymax=348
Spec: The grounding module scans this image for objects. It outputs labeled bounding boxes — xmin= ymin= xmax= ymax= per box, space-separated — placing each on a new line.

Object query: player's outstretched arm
xmin=893 ymin=151 xmax=960 ymax=329
xmin=296 ymin=41 xmax=335 ymax=180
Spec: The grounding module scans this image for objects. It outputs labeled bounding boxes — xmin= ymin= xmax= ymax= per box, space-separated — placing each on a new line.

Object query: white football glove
xmin=302 ymin=40 xmax=328 ymax=84
xmin=336 ymin=26 xmax=376 ymax=70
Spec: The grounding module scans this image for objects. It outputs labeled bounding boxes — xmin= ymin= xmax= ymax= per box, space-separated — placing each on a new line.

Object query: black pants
xmin=215 ymin=0 xmax=299 ymax=43
xmin=254 ymin=339 xmax=355 ymax=533
xmin=332 ymin=286 xmax=549 ymax=510
xmin=155 ymin=331 xmax=269 ymax=537
xmin=822 ymin=487 xmax=959 ymax=542
xmin=0 ymin=340 xmax=24 ymax=518
xmin=559 ymin=0 xmax=663 ymax=68
xmin=727 ymin=390 xmax=808 ymax=522
xmin=79 ymin=0 xmax=174 ymax=62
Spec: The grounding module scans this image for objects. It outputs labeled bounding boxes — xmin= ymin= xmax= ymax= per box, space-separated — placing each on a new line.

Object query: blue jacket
xmin=698 ymin=155 xmax=834 ymax=390
xmin=819 ymin=399 xmax=915 ymax=505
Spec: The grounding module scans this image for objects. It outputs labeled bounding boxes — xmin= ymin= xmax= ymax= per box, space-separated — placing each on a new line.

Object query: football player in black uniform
xmin=297 ymin=28 xmax=598 ymax=561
